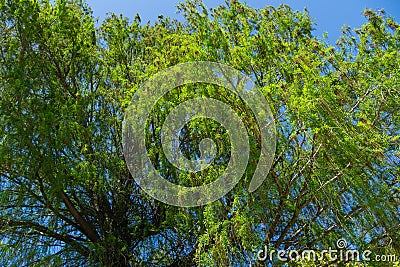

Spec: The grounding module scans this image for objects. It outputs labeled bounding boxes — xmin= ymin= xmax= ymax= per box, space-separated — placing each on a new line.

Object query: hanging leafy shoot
xmin=0 ymin=0 xmax=399 ymax=266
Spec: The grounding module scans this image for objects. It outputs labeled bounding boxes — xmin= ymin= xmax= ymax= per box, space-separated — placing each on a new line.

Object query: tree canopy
xmin=0 ymin=0 xmax=399 ymax=266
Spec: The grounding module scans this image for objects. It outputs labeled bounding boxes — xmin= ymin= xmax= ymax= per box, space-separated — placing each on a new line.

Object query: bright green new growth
xmin=0 ymin=0 xmax=399 ymax=266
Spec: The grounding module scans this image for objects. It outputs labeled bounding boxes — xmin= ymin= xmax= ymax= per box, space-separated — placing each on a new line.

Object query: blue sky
xmin=86 ymin=0 xmax=400 ymax=44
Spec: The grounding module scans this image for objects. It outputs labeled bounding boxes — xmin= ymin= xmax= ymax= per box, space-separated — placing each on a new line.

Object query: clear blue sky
xmin=86 ymin=0 xmax=400 ymax=44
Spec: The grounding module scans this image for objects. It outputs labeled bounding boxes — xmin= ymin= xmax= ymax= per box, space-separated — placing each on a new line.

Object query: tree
xmin=0 ymin=0 xmax=399 ymax=266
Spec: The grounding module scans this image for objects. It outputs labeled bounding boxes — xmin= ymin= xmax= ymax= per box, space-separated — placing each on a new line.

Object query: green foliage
xmin=0 ymin=0 xmax=399 ymax=266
